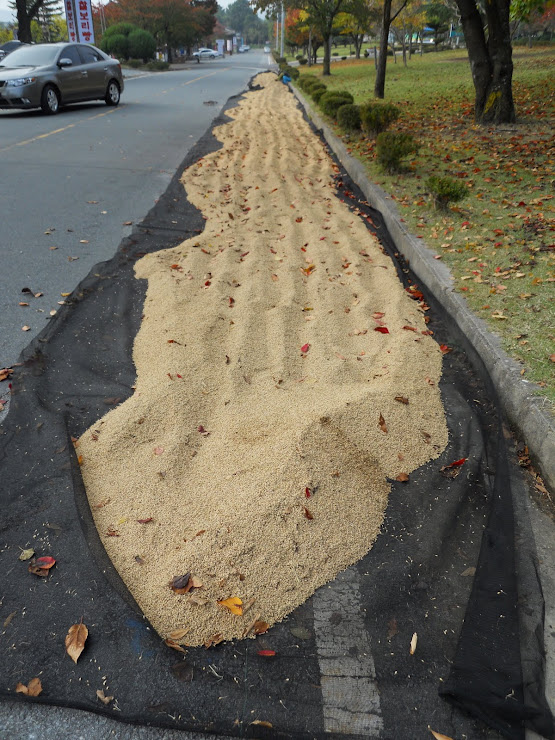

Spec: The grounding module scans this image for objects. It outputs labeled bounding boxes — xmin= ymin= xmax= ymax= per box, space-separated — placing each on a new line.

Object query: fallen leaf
xmin=290 ymin=625 xmax=311 ymax=639
xmin=374 ymin=326 xmax=389 ymax=334
xmin=169 ymin=628 xmax=190 ymax=641
xmin=439 ymin=344 xmax=452 ymax=354
xmin=428 ymin=729 xmax=454 ymax=740
xmin=394 ymin=396 xmax=409 ymax=405
xmin=18 ymin=548 xmax=35 ymax=561
xmin=170 ymin=573 xmax=192 ymax=594
xmin=28 ymin=556 xmax=56 ymax=577
xmin=300 ymin=343 xmax=310 ymax=353
xmin=251 ymin=720 xmax=273 ymax=728
xmin=372 ymin=312 xmax=385 ymax=319
xmin=22 ymin=325 xmax=31 ymax=332
xmin=198 ymin=425 xmax=210 ymax=436
xmin=204 ymin=633 xmax=224 ymax=648
xmin=15 ymin=678 xmax=42 ymax=697
xmin=305 ymin=487 xmax=311 ymax=498
xmin=164 ymin=638 xmax=186 ymax=653
xmin=0 ymin=367 xmax=13 ymax=381
xmin=378 ymin=414 xmax=388 ymax=433
xmin=402 ymin=325 xmax=418 ymax=332
xmin=137 ymin=517 xmax=153 ymax=524
xmin=65 ymin=621 xmax=88 ymax=664
xmin=396 ymin=473 xmax=409 ymax=482
xmin=18 ymin=302 xmax=29 ymax=306
xmin=257 ymin=649 xmax=276 ymax=657
xmin=461 ymin=567 xmax=476 ymax=577
xmin=387 ymin=618 xmax=398 ymax=639
xmin=218 ymin=597 xmax=243 ymax=616
xmin=96 ymin=689 xmax=114 ymax=704
xmin=3 ymin=611 xmax=17 ymax=628
xmin=154 ymin=446 xmax=164 ymax=455
xmin=254 ymin=621 xmax=269 ymax=635
xmin=303 ymin=506 xmax=314 ymax=520
xmin=410 ymin=632 xmax=417 ymax=655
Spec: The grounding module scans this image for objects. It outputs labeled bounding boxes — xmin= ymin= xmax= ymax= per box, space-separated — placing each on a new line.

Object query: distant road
xmin=0 ymin=50 xmax=272 ymax=371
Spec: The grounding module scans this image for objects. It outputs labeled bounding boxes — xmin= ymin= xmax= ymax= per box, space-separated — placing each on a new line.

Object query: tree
xmin=128 ymin=28 xmax=157 ymax=60
xmin=374 ymin=0 xmax=407 ymax=97
xmin=254 ymin=0 xmax=348 ymax=75
xmin=31 ymin=11 xmax=67 ymax=41
xmin=335 ymin=0 xmax=380 ymax=58
xmin=454 ymin=0 xmax=515 ymax=122
xmin=13 ymin=0 xmax=62 ymax=43
xmin=424 ymin=1 xmax=453 ymax=48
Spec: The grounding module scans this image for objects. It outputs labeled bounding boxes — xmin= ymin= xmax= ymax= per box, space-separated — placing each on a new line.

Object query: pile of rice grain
xmin=79 ymin=72 xmax=448 ymax=646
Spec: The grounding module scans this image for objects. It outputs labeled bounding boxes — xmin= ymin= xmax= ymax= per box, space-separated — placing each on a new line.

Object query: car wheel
xmin=105 ymin=80 xmax=120 ymax=106
xmin=40 ymin=84 xmax=60 ymax=115
xmin=210 ymin=54 xmax=216 ymax=58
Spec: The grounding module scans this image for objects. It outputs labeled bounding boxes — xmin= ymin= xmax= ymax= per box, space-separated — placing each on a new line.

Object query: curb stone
xmin=291 ymin=84 xmax=555 ymax=494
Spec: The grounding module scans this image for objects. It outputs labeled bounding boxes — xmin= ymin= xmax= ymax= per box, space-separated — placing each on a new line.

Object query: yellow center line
xmin=0 ymin=68 xmax=229 ymax=153
xmin=0 ymin=107 xmax=118 ymax=154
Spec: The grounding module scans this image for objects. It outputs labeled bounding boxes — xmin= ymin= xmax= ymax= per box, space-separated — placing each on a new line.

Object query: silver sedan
xmin=0 ymin=42 xmax=124 ymax=114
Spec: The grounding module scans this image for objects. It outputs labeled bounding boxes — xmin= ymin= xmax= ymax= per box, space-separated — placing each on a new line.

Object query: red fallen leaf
xmin=198 ymin=425 xmax=210 ymax=436
xmin=154 ymin=446 xmax=164 ymax=455
xmin=176 ymin=374 xmax=182 ymax=379
xmin=257 ymin=649 xmax=276 ymax=657
xmin=396 ymin=473 xmax=409 ymax=482
xmin=444 ymin=457 xmax=467 ymax=468
xmin=167 ymin=373 xmax=173 ymax=380
xmin=296 ymin=217 xmax=303 ymax=223
xmin=201 ymin=248 xmax=210 ymax=255
xmin=375 ymin=327 xmax=389 ymax=334
xmin=229 ymin=297 xmax=235 ymax=307
xmin=402 ymin=325 xmax=418 ymax=332
xmin=421 ymin=330 xmax=434 ymax=336
xmin=300 ymin=343 xmax=310 ymax=353
xmin=378 ymin=414 xmax=388 ymax=433
xmin=395 ymin=396 xmax=409 ymax=404
xmin=205 ymin=280 xmax=211 ymax=286
xmin=372 ymin=312 xmax=385 ymax=319
xmin=440 ymin=345 xmax=452 ymax=354
xmin=170 ymin=264 xmax=182 ymax=271
xmin=305 ymin=487 xmax=311 ymax=498
xmin=137 ymin=518 xmax=153 ymax=524
xmin=240 ymin=252 xmax=249 ymax=260
xmin=28 ymin=556 xmax=56 ymax=576
xmin=406 ymin=287 xmax=424 ymax=301
xmin=303 ymin=507 xmax=313 ymax=520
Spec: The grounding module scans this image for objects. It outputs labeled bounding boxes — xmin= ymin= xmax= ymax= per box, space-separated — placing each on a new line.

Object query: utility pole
xmin=280 ymin=2 xmax=284 ymax=57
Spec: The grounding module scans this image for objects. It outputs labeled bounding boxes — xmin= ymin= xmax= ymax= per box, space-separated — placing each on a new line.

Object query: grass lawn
xmin=294 ymin=47 xmax=555 ymax=404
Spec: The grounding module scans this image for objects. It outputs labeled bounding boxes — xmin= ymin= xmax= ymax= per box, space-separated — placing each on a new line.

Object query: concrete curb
xmin=291 ymin=85 xmax=555 ymax=493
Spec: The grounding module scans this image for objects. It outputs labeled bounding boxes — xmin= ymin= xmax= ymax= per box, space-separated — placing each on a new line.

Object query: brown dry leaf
xmin=0 ymin=367 xmax=13 ymax=381
xmin=3 ymin=611 xmax=17 ymax=628
xmin=394 ymin=396 xmax=409 ymax=405
xmin=22 ymin=325 xmax=31 ymax=332
xmin=96 ymin=689 xmax=114 ymax=704
xmin=251 ymin=720 xmax=273 ymax=728
xmin=18 ymin=548 xmax=35 ymax=561
xmin=254 ymin=620 xmax=270 ymax=635
xmin=461 ymin=567 xmax=476 ymax=577
xmin=378 ymin=414 xmax=388 ymax=434
xmin=428 ymin=729 xmax=454 ymax=740
xmin=410 ymin=632 xmax=418 ymax=655
xmin=15 ymin=677 xmax=42 ymax=697
xmin=65 ymin=622 xmax=88 ymax=664
xmin=169 ymin=628 xmax=190 ymax=641
xmin=164 ymin=638 xmax=187 ymax=653
xmin=169 ymin=573 xmax=192 ymax=594
xmin=396 ymin=473 xmax=409 ymax=483
xmin=217 ymin=597 xmax=243 ymax=616
xmin=204 ymin=633 xmax=224 ymax=648
xmin=387 ymin=618 xmax=398 ymax=640
xmin=189 ymin=592 xmax=209 ymax=606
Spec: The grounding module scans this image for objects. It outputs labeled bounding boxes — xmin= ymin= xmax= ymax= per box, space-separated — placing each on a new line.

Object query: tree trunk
xmin=322 ymin=30 xmax=332 ymax=75
xmin=455 ymin=0 xmax=515 ymax=123
xmin=16 ymin=0 xmax=34 ymax=43
xmin=308 ymin=27 xmax=312 ymax=66
xmin=374 ymin=0 xmax=391 ymax=98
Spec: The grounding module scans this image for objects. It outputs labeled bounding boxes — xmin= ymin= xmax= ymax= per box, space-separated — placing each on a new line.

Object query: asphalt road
xmin=0 ymin=51 xmax=271 ymax=375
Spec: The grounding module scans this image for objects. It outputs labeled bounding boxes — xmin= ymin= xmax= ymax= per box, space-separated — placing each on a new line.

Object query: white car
xmin=193 ymin=48 xmax=217 ymax=59
xmin=238 ymin=45 xmax=250 ymax=53
xmin=264 ymin=46 xmax=271 ymax=53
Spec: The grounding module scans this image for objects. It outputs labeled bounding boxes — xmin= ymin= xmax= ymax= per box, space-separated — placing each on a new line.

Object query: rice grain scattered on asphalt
xmin=79 ymin=72 xmax=448 ymax=646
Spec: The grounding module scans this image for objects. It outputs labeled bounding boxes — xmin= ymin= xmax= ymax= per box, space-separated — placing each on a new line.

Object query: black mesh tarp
xmin=0 ymin=92 xmax=553 ymax=740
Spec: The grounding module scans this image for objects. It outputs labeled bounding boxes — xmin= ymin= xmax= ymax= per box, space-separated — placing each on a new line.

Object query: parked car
xmin=0 ymin=40 xmax=28 ymax=61
xmin=264 ymin=45 xmax=271 ymax=53
xmin=193 ymin=48 xmax=218 ymax=59
xmin=0 ymin=42 xmax=124 ymax=114
xmin=238 ymin=45 xmax=250 ymax=53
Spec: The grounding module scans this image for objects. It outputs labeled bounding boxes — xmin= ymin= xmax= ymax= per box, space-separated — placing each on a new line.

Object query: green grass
xmin=294 ymin=48 xmax=555 ymax=403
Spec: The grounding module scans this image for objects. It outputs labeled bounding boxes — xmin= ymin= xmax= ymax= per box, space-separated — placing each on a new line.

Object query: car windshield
xmin=0 ymin=46 xmax=58 ymax=67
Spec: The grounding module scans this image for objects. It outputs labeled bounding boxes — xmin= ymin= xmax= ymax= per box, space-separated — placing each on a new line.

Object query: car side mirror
xmin=58 ymin=58 xmax=73 ymax=67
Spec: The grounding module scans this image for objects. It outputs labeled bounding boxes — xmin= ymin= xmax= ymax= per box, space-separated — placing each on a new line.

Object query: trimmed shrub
xmin=103 ymin=33 xmax=128 ymax=60
xmin=376 ymin=132 xmax=419 ymax=173
xmin=310 ymin=85 xmax=327 ymax=103
xmin=337 ymin=103 xmax=361 ymax=131
xmin=300 ymin=77 xmax=320 ymax=90
xmin=126 ymin=58 xmax=143 ymax=68
xmin=341 ymin=56 xmax=347 ymax=60
xmin=295 ymin=54 xmax=304 ymax=60
xmin=332 ymin=52 xmax=338 ymax=56
xmin=279 ymin=64 xmax=299 ymax=80
xmin=146 ymin=60 xmax=170 ymax=71
xmin=128 ymin=29 xmax=156 ymax=62
xmin=360 ymin=102 xmax=400 ymax=136
xmin=319 ymin=90 xmax=354 ymax=117
xmin=426 ymin=175 xmax=468 ymax=209
xmin=298 ymin=57 xmax=307 ymax=65
xmin=275 ymin=56 xmax=286 ymax=64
